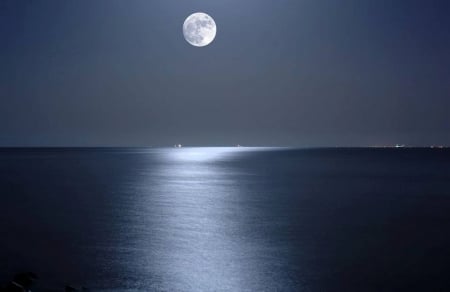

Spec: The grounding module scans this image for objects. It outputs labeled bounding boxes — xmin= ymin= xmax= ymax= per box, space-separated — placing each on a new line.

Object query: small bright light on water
xmin=166 ymin=147 xmax=240 ymax=163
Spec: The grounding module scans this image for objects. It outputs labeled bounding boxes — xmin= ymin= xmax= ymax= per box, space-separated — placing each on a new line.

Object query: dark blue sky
xmin=1 ymin=0 xmax=449 ymax=146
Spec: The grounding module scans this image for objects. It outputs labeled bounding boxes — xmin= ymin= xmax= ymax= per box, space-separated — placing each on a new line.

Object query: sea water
xmin=1 ymin=147 xmax=449 ymax=291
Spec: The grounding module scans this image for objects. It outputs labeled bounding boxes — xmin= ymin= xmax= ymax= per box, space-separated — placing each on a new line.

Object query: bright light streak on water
xmin=132 ymin=147 xmax=291 ymax=291
xmin=161 ymin=147 xmax=237 ymax=163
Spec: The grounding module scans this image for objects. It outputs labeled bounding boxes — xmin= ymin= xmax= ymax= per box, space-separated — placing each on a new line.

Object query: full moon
xmin=183 ymin=12 xmax=216 ymax=47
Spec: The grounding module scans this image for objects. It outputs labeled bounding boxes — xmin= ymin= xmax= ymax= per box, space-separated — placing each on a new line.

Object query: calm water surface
xmin=1 ymin=147 xmax=450 ymax=291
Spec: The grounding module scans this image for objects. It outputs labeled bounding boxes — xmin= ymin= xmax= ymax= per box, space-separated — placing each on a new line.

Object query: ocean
xmin=0 ymin=147 xmax=449 ymax=291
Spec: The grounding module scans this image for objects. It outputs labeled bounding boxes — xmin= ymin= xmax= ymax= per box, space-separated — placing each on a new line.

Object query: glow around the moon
xmin=183 ymin=12 xmax=216 ymax=47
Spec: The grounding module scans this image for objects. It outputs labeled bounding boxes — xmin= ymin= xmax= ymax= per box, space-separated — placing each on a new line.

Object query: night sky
xmin=1 ymin=0 xmax=449 ymax=147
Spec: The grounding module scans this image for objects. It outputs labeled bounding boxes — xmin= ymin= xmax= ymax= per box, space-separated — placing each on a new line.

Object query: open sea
xmin=0 ymin=147 xmax=450 ymax=291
